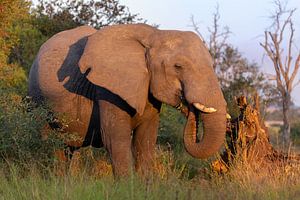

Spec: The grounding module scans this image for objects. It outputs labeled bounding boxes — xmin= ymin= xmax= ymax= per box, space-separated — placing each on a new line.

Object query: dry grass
xmin=1 ymin=146 xmax=300 ymax=199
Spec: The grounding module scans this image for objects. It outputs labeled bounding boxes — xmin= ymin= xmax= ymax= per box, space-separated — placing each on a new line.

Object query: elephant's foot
xmin=134 ymin=152 xmax=156 ymax=177
xmin=69 ymin=151 xmax=81 ymax=176
xmin=136 ymin=165 xmax=155 ymax=178
xmin=110 ymin=154 xmax=134 ymax=177
xmin=53 ymin=149 xmax=68 ymax=176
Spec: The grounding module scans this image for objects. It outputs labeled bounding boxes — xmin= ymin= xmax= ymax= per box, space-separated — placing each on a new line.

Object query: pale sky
xmin=119 ymin=0 xmax=300 ymax=106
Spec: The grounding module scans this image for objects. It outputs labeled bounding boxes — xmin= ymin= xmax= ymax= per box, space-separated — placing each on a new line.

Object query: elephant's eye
xmin=174 ymin=64 xmax=183 ymax=69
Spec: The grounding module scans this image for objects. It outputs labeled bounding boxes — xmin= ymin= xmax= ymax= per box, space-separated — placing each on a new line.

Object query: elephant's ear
xmin=78 ymin=30 xmax=150 ymax=115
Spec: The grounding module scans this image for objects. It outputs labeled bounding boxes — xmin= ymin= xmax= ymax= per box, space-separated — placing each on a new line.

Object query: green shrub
xmin=291 ymin=121 xmax=300 ymax=145
xmin=0 ymin=90 xmax=63 ymax=170
xmin=158 ymin=105 xmax=185 ymax=151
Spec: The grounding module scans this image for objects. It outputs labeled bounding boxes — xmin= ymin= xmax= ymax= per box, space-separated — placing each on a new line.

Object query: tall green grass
xmin=1 ymin=152 xmax=300 ymax=200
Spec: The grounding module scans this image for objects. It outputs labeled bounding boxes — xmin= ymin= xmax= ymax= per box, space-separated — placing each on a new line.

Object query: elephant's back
xmin=39 ymin=26 xmax=97 ymax=56
xmin=29 ymin=26 xmax=97 ymax=147
xmin=30 ymin=25 xmax=96 ymax=99
xmin=37 ymin=26 xmax=96 ymax=91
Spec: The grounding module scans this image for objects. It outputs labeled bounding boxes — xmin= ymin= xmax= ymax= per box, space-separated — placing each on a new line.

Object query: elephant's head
xmin=79 ymin=24 xmax=227 ymax=159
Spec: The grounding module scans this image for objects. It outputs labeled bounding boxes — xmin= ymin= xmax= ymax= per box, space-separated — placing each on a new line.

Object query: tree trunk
xmin=282 ymin=93 xmax=291 ymax=148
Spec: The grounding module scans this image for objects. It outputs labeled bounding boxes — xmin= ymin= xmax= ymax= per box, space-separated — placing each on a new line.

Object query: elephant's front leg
xmin=99 ymin=100 xmax=133 ymax=177
xmin=133 ymin=113 xmax=159 ymax=176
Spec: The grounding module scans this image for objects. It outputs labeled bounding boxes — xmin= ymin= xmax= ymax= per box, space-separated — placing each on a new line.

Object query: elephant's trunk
xmin=183 ymin=105 xmax=226 ymax=159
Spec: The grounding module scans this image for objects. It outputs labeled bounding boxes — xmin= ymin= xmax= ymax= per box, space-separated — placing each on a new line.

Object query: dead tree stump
xmin=213 ymin=96 xmax=300 ymax=173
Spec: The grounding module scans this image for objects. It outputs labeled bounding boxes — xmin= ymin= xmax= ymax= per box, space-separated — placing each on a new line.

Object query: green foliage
xmin=0 ymin=0 xmax=30 ymax=61
xmin=158 ymin=105 xmax=185 ymax=151
xmin=290 ymin=121 xmax=300 ymax=145
xmin=0 ymin=0 xmax=30 ymax=97
xmin=0 ymin=93 xmax=63 ymax=169
xmin=8 ymin=23 xmax=48 ymax=74
xmin=0 ymin=64 xmax=27 ymax=94
xmin=0 ymin=0 xmax=30 ymax=82
xmin=0 ymin=0 xmax=66 ymax=170
xmin=34 ymin=0 xmax=143 ymax=29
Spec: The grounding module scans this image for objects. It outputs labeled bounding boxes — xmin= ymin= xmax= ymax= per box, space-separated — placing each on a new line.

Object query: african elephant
xmin=28 ymin=24 xmax=227 ymax=176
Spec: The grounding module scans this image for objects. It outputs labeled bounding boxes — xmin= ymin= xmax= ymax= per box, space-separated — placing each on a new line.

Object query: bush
xmin=291 ymin=121 xmax=300 ymax=146
xmin=0 ymin=91 xmax=63 ymax=170
xmin=158 ymin=105 xmax=185 ymax=151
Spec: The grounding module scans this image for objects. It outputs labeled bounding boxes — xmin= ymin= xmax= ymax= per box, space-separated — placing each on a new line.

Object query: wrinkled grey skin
xmin=29 ymin=24 xmax=227 ymax=176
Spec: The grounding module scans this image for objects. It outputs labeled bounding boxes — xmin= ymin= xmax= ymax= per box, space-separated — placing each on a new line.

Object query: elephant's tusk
xmin=226 ymin=113 xmax=231 ymax=119
xmin=193 ymin=103 xmax=217 ymax=113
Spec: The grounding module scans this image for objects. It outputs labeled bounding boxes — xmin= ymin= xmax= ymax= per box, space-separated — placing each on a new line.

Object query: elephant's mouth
xmin=175 ymin=92 xmax=217 ymax=117
xmin=175 ymin=92 xmax=219 ymax=143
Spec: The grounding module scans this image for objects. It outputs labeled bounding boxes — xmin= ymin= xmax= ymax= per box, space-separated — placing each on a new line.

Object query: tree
xmin=0 ymin=0 xmax=29 ymax=61
xmin=33 ymin=0 xmax=142 ymax=30
xmin=0 ymin=0 xmax=30 ymax=92
xmin=220 ymin=45 xmax=280 ymax=117
xmin=260 ymin=0 xmax=300 ymax=146
xmin=191 ymin=6 xmax=279 ymax=118
xmin=191 ymin=5 xmax=230 ymax=73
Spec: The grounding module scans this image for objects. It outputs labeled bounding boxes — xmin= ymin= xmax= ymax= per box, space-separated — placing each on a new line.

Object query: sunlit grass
xmin=1 ymin=147 xmax=300 ymax=200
